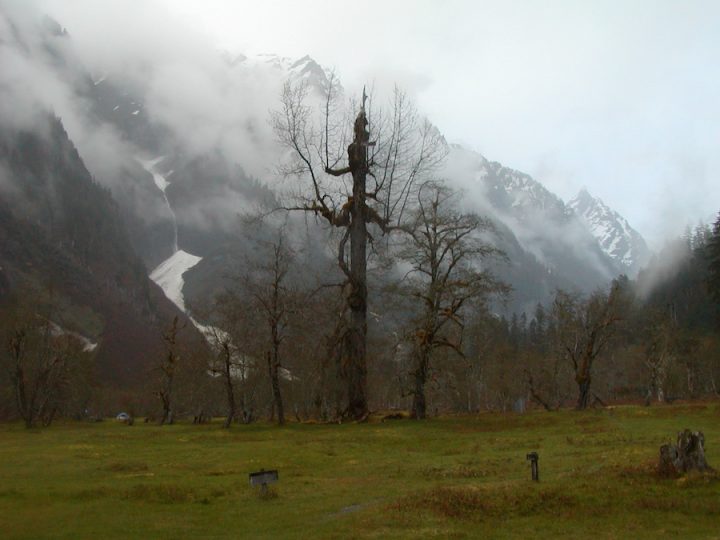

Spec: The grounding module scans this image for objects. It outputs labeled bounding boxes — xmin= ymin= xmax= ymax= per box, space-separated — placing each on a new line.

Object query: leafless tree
xmin=203 ymin=321 xmax=242 ymax=428
xmin=2 ymin=296 xmax=92 ymax=428
xmin=271 ymin=78 xmax=445 ymax=419
xmin=156 ymin=316 xmax=182 ymax=425
xmin=641 ymin=308 xmax=677 ymax=404
xmin=308 ymin=288 xmax=348 ymax=421
xmin=551 ymin=281 xmax=628 ymax=410
xmin=250 ymin=231 xmax=296 ymax=426
xmin=208 ymin=281 xmax=269 ymax=426
xmin=215 ymin=226 xmax=300 ymax=425
xmin=396 ymin=182 xmax=506 ymax=419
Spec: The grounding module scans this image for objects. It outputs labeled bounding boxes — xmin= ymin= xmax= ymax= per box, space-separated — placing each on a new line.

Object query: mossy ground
xmin=1 ymin=404 xmax=718 ymax=539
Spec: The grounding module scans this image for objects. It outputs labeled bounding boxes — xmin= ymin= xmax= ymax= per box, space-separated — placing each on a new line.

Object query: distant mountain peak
xmin=41 ymin=15 xmax=69 ymax=37
xmin=220 ymin=51 xmax=333 ymax=93
xmin=456 ymin=147 xmax=568 ymax=219
xmin=568 ymin=188 xmax=650 ymax=273
xmin=576 ymin=186 xmax=591 ymax=198
xmin=290 ymin=54 xmax=314 ymax=68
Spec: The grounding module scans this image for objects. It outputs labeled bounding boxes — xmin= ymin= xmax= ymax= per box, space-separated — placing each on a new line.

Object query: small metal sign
xmin=249 ymin=469 xmax=278 ymax=495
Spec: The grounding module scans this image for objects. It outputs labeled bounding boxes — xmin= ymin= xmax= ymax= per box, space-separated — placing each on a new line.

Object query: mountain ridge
xmin=568 ymin=187 xmax=651 ymax=274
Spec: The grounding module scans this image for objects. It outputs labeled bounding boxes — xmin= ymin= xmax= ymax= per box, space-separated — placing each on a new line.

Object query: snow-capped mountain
xmin=446 ymin=144 xmax=574 ymax=224
xmin=221 ymin=51 xmax=335 ymax=94
xmin=445 ymin=145 xmax=627 ymax=305
xmin=474 ymin=158 xmax=569 ymax=219
xmin=568 ymin=188 xmax=651 ymax=274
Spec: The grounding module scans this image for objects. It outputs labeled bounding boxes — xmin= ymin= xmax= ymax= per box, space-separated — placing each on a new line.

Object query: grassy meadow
xmin=1 ymin=404 xmax=719 ymax=539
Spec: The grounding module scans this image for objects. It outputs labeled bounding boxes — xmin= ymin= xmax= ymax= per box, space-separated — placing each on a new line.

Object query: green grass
xmin=1 ymin=404 xmax=719 ymax=539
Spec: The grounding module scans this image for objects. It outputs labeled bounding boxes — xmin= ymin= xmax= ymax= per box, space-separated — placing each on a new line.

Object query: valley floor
xmin=1 ymin=404 xmax=719 ymax=539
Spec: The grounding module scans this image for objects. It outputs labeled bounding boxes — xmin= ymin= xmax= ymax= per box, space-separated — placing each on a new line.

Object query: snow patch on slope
xmin=49 ymin=322 xmax=98 ymax=352
xmin=149 ymin=250 xmax=202 ymax=312
xmin=568 ymin=188 xmax=650 ymax=272
xmin=137 ymin=156 xmax=178 ymax=252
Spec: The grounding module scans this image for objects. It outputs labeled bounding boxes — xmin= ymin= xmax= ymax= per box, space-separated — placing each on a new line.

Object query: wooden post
xmin=526 ymin=452 xmax=539 ymax=481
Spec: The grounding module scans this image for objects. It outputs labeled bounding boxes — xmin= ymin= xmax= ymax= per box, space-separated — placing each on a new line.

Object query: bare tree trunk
xmin=42 ymin=406 xmax=57 ymax=427
xmin=710 ymin=373 xmax=719 ymax=397
xmin=333 ymin=339 xmax=345 ymax=421
xmin=267 ymin=350 xmax=285 ymax=425
xmin=14 ymin=365 xmax=33 ymax=428
xmin=157 ymin=317 xmax=180 ymax=426
xmin=345 ymin=120 xmax=370 ymax=421
xmin=159 ymin=389 xmax=173 ymax=425
xmin=646 ymin=360 xmax=668 ymax=405
xmin=645 ymin=365 xmax=658 ymax=406
xmin=685 ymin=361 xmax=696 ymax=398
xmin=526 ymin=370 xmax=555 ymax=412
xmin=576 ymin=374 xmax=591 ymax=410
xmin=223 ymin=353 xmax=235 ymax=429
xmin=411 ymin=352 xmax=429 ymax=419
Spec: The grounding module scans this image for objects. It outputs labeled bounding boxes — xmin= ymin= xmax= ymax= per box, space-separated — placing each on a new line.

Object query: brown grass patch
xmin=615 ymin=459 xmax=658 ymax=481
xmin=73 ymin=487 xmax=114 ymax=500
xmin=103 ymin=461 xmax=149 ymax=473
xmin=205 ymin=469 xmax=240 ymax=477
xmin=674 ymin=470 xmax=719 ymax=488
xmin=122 ymin=483 xmax=194 ymax=504
xmin=635 ymin=491 xmax=720 ymax=514
xmin=573 ymin=415 xmax=604 ymax=426
xmin=391 ymin=485 xmax=575 ymax=520
xmin=255 ymin=486 xmax=279 ymax=500
xmin=422 ymin=465 xmax=488 ymax=480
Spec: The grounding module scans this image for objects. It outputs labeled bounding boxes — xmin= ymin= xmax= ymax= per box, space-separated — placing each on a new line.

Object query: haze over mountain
xmin=30 ymin=0 xmax=720 ymax=250
xmin=0 ymin=3 xmax=662 ymax=324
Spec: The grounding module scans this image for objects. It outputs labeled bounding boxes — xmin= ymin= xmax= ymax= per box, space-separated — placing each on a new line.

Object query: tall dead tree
xmin=272 ymin=79 xmax=444 ymax=420
xmin=397 ymin=182 xmax=505 ymax=419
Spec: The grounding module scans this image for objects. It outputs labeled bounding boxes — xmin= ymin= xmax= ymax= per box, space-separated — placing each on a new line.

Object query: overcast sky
xmin=37 ymin=0 xmax=720 ymax=247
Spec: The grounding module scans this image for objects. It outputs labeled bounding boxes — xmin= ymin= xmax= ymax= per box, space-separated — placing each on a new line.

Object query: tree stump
xmin=659 ymin=429 xmax=713 ymax=476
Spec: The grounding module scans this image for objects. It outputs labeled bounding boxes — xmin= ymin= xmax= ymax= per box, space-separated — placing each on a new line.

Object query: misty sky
xmin=33 ymin=0 xmax=720 ymax=247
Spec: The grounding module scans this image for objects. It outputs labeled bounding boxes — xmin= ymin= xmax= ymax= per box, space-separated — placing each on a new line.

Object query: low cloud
xmin=0 ymin=0 xmax=292 ymax=245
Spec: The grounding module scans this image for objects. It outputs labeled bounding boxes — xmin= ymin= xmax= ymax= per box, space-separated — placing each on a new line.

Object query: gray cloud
xmin=1 ymin=0 xmax=299 ymax=249
xmin=4 ymin=0 xmax=719 ymax=253
xmin=138 ymin=0 xmax=720 ymax=248
xmin=3 ymin=0 xmax=288 ymax=182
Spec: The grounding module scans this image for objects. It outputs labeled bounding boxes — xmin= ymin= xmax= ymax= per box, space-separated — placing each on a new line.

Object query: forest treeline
xmin=1 ymin=87 xmax=719 ymax=427
xmin=2 ymin=210 xmax=718 ymax=427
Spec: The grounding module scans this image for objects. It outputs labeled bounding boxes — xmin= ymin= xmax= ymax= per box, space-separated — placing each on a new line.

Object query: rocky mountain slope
xmin=568 ymin=188 xmax=651 ymax=275
xmin=445 ymin=145 xmax=634 ymax=311
xmin=0 ymin=114 xmax=206 ymax=387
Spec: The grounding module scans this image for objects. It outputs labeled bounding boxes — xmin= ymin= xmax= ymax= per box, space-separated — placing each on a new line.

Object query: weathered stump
xmin=659 ymin=429 xmax=713 ymax=476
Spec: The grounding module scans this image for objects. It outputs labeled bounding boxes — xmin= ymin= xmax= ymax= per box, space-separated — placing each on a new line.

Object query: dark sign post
xmin=249 ymin=469 xmax=279 ymax=496
xmin=526 ymin=452 xmax=539 ymax=481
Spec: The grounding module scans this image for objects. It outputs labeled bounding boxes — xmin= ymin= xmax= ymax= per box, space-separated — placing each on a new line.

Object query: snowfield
xmin=149 ymin=250 xmax=202 ymax=312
